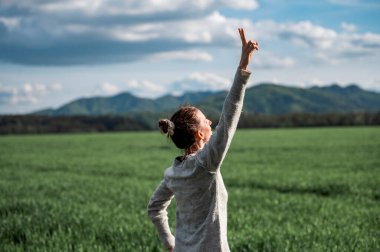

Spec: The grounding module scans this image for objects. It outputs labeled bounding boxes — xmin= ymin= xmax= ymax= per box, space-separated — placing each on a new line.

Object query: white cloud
xmin=113 ymin=72 xmax=234 ymax=98
xmin=253 ymin=20 xmax=380 ymax=64
xmin=110 ymin=24 xmax=162 ymax=42
xmin=1 ymin=0 xmax=379 ymax=69
xmin=362 ymin=79 xmax=380 ymax=92
xmin=279 ymin=21 xmax=337 ymax=50
xmin=96 ymin=82 xmax=119 ymax=95
xmin=252 ymin=52 xmax=296 ymax=69
xmin=0 ymin=84 xmax=16 ymax=104
xmin=341 ymin=22 xmax=356 ymax=33
xmin=222 ymin=0 xmax=259 ymax=10
xmin=298 ymin=77 xmax=380 ymax=92
xmin=36 ymin=0 xmax=258 ymax=15
xmin=310 ymin=78 xmax=324 ymax=86
xmin=0 ymin=0 xmax=257 ymax=65
xmin=23 ymin=83 xmax=33 ymax=94
xmin=0 ymin=17 xmax=21 ymax=30
xmin=150 ymin=50 xmax=213 ymax=62
xmin=51 ymin=83 xmax=63 ymax=91
xmin=39 ymin=0 xmax=103 ymax=13
xmin=0 ymin=82 xmax=62 ymax=105
xmin=125 ymin=79 xmax=166 ymax=98
xmin=108 ymin=11 xmax=245 ymax=45
xmin=170 ymin=72 xmax=231 ymax=95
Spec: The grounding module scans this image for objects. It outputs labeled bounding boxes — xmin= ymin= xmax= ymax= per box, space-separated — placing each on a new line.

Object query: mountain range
xmin=33 ymin=83 xmax=380 ymax=117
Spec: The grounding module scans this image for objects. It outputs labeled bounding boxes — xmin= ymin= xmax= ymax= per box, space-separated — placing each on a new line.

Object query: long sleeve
xmin=196 ymin=68 xmax=251 ymax=172
xmin=147 ymin=179 xmax=175 ymax=250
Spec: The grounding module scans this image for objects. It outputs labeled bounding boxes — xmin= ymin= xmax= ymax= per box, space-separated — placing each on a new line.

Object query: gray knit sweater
xmin=147 ymin=68 xmax=251 ymax=252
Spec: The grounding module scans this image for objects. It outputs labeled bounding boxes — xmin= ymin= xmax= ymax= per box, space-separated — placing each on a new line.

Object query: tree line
xmin=0 ymin=112 xmax=379 ymax=134
xmin=238 ymin=111 xmax=380 ymax=128
xmin=0 ymin=115 xmax=149 ymax=134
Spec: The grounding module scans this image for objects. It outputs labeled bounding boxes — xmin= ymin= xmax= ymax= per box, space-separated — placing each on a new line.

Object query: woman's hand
xmin=238 ymin=28 xmax=259 ymax=70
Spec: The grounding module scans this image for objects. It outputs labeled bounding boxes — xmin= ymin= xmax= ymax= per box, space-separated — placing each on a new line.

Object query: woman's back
xmin=165 ymin=154 xmax=229 ymax=251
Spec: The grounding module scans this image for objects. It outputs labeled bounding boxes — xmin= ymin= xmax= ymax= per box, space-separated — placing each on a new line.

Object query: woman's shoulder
xmin=164 ymin=154 xmax=207 ymax=179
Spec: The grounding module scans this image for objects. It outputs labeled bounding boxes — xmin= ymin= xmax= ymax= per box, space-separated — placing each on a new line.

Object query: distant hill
xmin=2 ymin=83 xmax=377 ymax=134
xmin=241 ymin=83 xmax=380 ymax=115
xmin=33 ymin=91 xmax=217 ymax=116
xmin=33 ymin=83 xmax=380 ymax=117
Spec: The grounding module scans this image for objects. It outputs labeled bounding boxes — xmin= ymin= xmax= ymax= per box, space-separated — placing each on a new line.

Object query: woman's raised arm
xmin=196 ymin=28 xmax=258 ymax=172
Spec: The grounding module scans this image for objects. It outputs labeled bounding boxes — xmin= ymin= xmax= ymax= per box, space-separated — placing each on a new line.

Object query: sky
xmin=0 ymin=0 xmax=380 ymax=114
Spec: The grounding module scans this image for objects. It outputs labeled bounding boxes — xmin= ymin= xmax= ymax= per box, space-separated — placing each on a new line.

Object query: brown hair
xmin=158 ymin=106 xmax=200 ymax=149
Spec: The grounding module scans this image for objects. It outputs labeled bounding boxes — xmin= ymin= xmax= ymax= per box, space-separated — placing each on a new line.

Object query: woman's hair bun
xmin=158 ymin=119 xmax=175 ymax=136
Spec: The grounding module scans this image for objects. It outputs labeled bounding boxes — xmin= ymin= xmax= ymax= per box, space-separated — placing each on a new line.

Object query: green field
xmin=1 ymin=127 xmax=379 ymax=251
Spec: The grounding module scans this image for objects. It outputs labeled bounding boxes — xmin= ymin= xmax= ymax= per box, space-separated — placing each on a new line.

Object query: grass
xmin=0 ymin=127 xmax=379 ymax=251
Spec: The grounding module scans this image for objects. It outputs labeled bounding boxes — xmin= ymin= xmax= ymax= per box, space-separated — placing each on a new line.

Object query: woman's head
xmin=159 ymin=106 xmax=212 ymax=151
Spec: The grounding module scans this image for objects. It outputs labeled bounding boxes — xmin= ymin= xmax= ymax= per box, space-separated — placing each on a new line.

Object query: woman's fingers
xmin=238 ymin=29 xmax=259 ymax=69
xmin=245 ymin=40 xmax=259 ymax=53
xmin=251 ymin=40 xmax=258 ymax=47
xmin=238 ymin=28 xmax=247 ymax=46
xmin=239 ymin=28 xmax=259 ymax=51
xmin=248 ymin=40 xmax=259 ymax=50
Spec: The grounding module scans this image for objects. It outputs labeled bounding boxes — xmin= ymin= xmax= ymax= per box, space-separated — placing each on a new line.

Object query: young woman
xmin=147 ymin=28 xmax=258 ymax=252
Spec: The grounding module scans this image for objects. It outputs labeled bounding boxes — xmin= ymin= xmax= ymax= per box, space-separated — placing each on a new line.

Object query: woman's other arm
xmin=147 ymin=179 xmax=175 ymax=251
